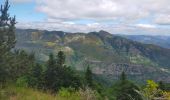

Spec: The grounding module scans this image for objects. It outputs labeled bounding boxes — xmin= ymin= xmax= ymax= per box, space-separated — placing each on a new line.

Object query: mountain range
xmin=15 ymin=29 xmax=170 ymax=84
xmin=122 ymin=35 xmax=170 ymax=49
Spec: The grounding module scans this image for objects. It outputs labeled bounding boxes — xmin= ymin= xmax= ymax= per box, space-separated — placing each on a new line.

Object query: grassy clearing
xmin=0 ymin=85 xmax=99 ymax=100
xmin=1 ymin=86 xmax=56 ymax=100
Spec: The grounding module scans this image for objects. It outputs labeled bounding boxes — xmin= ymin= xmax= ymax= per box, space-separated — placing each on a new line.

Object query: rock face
xmin=15 ymin=29 xmax=170 ymax=84
xmin=92 ymin=63 xmax=170 ymax=83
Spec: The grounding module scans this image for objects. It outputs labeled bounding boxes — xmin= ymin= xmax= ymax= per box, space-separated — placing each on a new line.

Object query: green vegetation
xmin=130 ymin=55 xmax=158 ymax=66
xmin=0 ymin=85 xmax=100 ymax=100
xmin=0 ymin=0 xmax=16 ymax=84
xmin=1 ymin=0 xmax=170 ymax=100
xmin=15 ymin=26 xmax=170 ymax=84
xmin=106 ymin=72 xmax=142 ymax=100
xmin=44 ymin=52 xmax=81 ymax=92
xmin=85 ymin=66 xmax=93 ymax=87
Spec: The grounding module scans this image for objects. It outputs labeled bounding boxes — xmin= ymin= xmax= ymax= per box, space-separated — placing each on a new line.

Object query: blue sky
xmin=1 ymin=0 xmax=170 ymax=35
xmin=1 ymin=0 xmax=46 ymax=22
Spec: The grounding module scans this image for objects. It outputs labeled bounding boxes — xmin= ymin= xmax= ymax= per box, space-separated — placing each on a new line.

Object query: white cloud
xmin=62 ymin=21 xmax=75 ymax=25
xmin=13 ymin=0 xmax=170 ymax=35
xmin=16 ymin=21 xmax=170 ymax=35
xmin=136 ymin=24 xmax=156 ymax=29
xmin=35 ymin=0 xmax=170 ymax=21
xmin=154 ymin=15 xmax=170 ymax=25
xmin=11 ymin=0 xmax=33 ymax=3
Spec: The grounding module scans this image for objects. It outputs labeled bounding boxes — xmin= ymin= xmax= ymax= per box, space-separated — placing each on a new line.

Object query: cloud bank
xmin=13 ymin=0 xmax=170 ymax=35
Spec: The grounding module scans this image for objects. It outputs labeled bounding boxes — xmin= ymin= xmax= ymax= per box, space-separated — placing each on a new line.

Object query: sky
xmin=1 ymin=0 xmax=170 ymax=35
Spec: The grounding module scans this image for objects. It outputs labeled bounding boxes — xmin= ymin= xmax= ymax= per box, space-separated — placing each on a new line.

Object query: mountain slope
xmin=122 ymin=35 xmax=170 ymax=49
xmin=15 ymin=29 xmax=170 ymax=84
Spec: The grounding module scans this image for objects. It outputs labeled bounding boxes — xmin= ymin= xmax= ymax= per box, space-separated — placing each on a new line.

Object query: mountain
xmin=15 ymin=29 xmax=170 ymax=84
xmin=121 ymin=35 xmax=170 ymax=49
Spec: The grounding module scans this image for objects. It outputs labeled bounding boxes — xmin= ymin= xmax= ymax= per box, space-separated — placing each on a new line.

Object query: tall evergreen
xmin=158 ymin=81 xmax=165 ymax=91
xmin=0 ymin=0 xmax=16 ymax=84
xmin=85 ymin=66 xmax=93 ymax=87
xmin=110 ymin=71 xmax=142 ymax=100
xmin=120 ymin=71 xmax=126 ymax=82
xmin=44 ymin=53 xmax=58 ymax=91
xmin=56 ymin=51 xmax=65 ymax=67
xmin=0 ymin=0 xmax=16 ymax=55
xmin=12 ymin=50 xmax=34 ymax=80
xmin=44 ymin=51 xmax=81 ymax=92
xmin=29 ymin=63 xmax=43 ymax=88
xmin=57 ymin=51 xmax=81 ymax=89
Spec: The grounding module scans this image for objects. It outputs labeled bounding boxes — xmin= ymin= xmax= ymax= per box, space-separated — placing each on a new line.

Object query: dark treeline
xmin=0 ymin=0 xmax=170 ymax=100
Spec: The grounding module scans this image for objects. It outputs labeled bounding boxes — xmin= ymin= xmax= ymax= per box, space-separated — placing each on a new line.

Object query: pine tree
xmin=56 ymin=51 xmax=65 ymax=67
xmin=44 ymin=51 xmax=81 ymax=92
xmin=120 ymin=71 xmax=126 ymax=82
xmin=110 ymin=71 xmax=142 ymax=100
xmin=13 ymin=50 xmax=32 ymax=79
xmin=158 ymin=81 xmax=165 ymax=91
xmin=29 ymin=63 xmax=43 ymax=88
xmin=0 ymin=0 xmax=16 ymax=84
xmin=44 ymin=53 xmax=58 ymax=91
xmin=85 ymin=66 xmax=93 ymax=87
xmin=0 ymin=0 xmax=16 ymax=55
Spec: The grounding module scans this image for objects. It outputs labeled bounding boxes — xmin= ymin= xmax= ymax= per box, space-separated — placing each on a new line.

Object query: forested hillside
xmin=15 ymin=29 xmax=170 ymax=83
xmin=0 ymin=0 xmax=170 ymax=100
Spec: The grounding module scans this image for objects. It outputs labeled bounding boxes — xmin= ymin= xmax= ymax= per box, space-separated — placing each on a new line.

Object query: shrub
xmin=16 ymin=76 xmax=29 ymax=87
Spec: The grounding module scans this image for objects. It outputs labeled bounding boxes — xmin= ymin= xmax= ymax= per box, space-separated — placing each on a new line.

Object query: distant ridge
xmin=15 ymin=29 xmax=170 ymax=84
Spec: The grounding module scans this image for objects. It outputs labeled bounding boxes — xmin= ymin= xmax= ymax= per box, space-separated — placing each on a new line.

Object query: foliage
xmin=4 ymin=50 xmax=35 ymax=82
xmin=58 ymin=88 xmax=74 ymax=97
xmin=108 ymin=72 xmax=142 ymax=100
xmin=46 ymin=42 xmax=56 ymax=47
xmin=0 ymin=85 xmax=101 ymax=100
xmin=85 ymin=66 xmax=93 ymax=87
xmin=0 ymin=0 xmax=16 ymax=54
xmin=163 ymin=91 xmax=170 ymax=100
xmin=1 ymin=1 xmax=170 ymax=100
xmin=44 ymin=53 xmax=58 ymax=91
xmin=28 ymin=63 xmax=43 ymax=88
xmin=57 ymin=51 xmax=65 ymax=66
xmin=15 ymin=27 xmax=170 ymax=84
xmin=16 ymin=76 xmax=29 ymax=87
xmin=0 ymin=0 xmax=16 ymax=84
xmin=78 ymin=87 xmax=102 ymax=100
xmin=44 ymin=51 xmax=81 ymax=92
xmin=136 ymin=80 xmax=163 ymax=100
xmin=158 ymin=81 xmax=166 ymax=90
xmin=120 ymin=71 xmax=126 ymax=81
xmin=0 ymin=85 xmax=57 ymax=100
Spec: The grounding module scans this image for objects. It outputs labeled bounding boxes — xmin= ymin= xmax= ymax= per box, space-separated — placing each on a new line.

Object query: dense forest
xmin=0 ymin=0 xmax=170 ymax=100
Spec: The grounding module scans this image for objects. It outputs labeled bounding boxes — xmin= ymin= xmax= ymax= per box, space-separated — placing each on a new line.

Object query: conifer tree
xmin=110 ymin=71 xmax=142 ymax=100
xmin=29 ymin=63 xmax=43 ymax=88
xmin=0 ymin=0 xmax=16 ymax=55
xmin=56 ymin=51 xmax=81 ymax=90
xmin=120 ymin=71 xmax=126 ymax=82
xmin=57 ymin=51 xmax=65 ymax=67
xmin=158 ymin=81 xmax=165 ymax=91
xmin=44 ymin=53 xmax=58 ymax=91
xmin=0 ymin=0 xmax=16 ymax=84
xmin=85 ymin=66 xmax=93 ymax=87
xmin=44 ymin=51 xmax=81 ymax=92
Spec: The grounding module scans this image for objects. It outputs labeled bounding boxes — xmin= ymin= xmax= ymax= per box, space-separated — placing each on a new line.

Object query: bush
xmin=57 ymin=87 xmax=102 ymax=100
xmin=136 ymin=80 xmax=164 ymax=100
xmin=78 ymin=87 xmax=102 ymax=100
xmin=16 ymin=76 xmax=28 ymax=87
xmin=58 ymin=87 xmax=74 ymax=97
